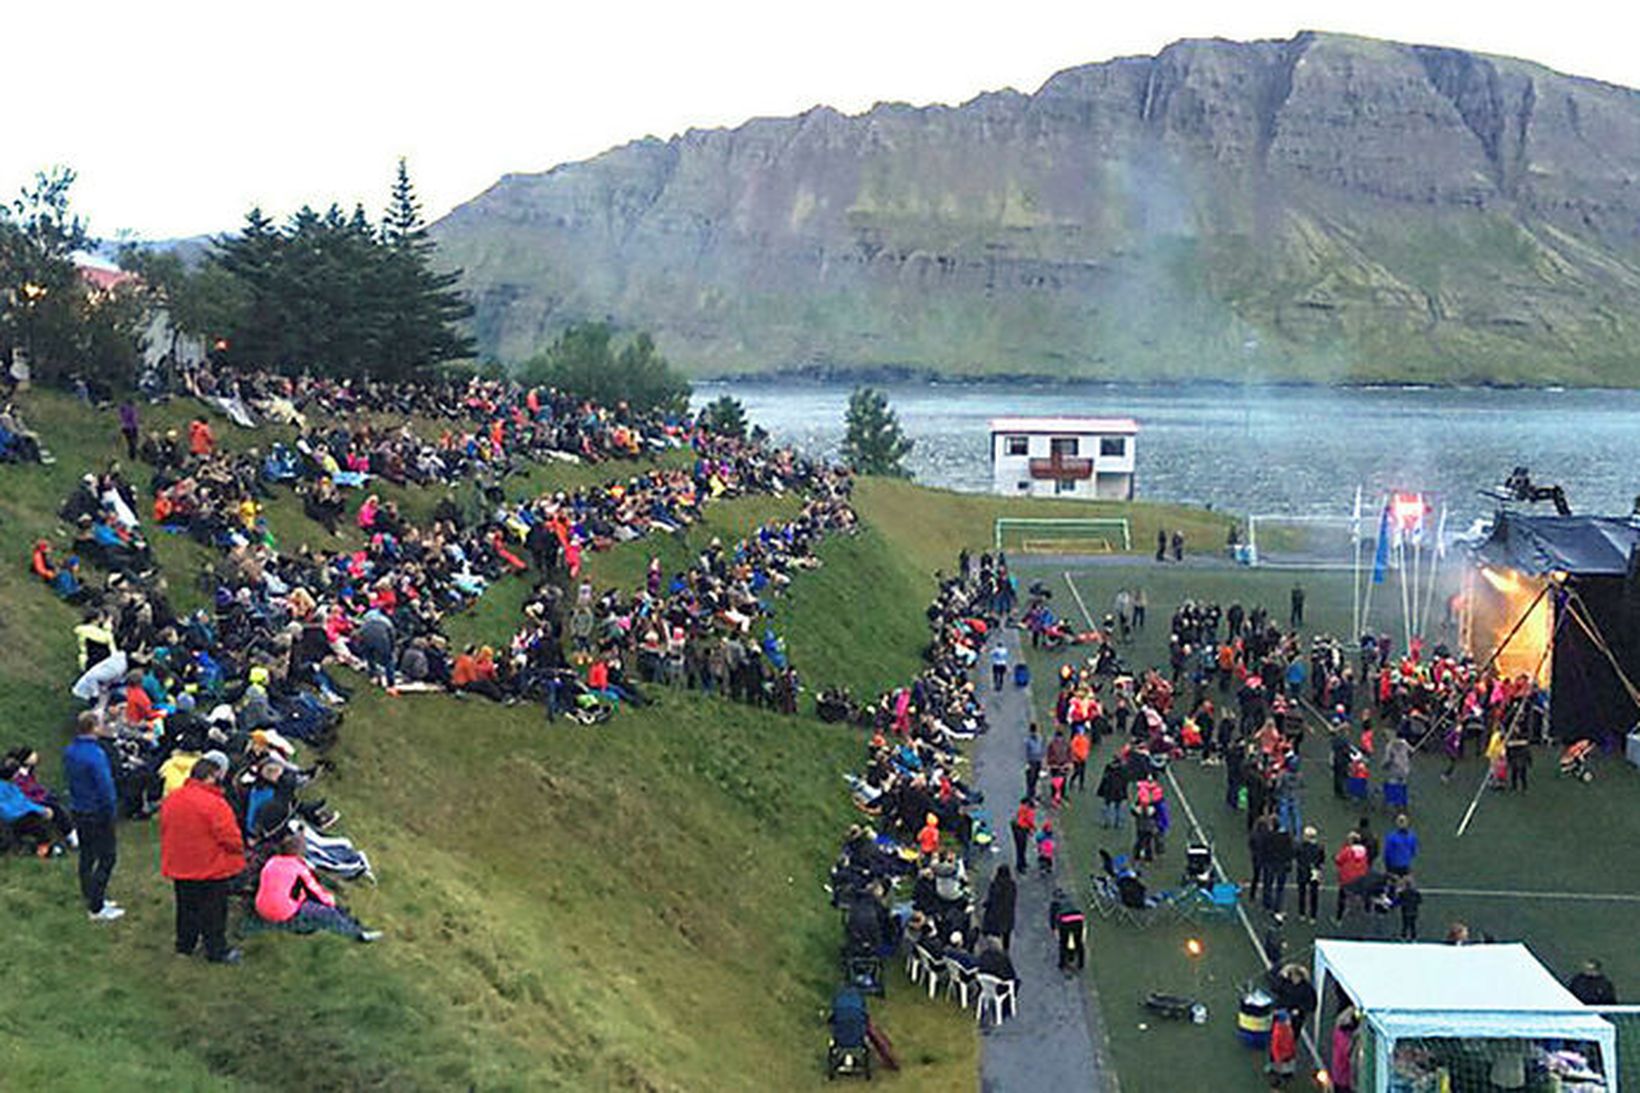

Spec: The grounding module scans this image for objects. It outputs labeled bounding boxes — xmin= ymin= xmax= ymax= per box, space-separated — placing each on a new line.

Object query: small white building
xmin=988 ymin=416 xmax=1138 ymax=500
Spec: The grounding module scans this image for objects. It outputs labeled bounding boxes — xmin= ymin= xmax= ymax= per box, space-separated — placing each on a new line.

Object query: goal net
xmin=994 ymin=517 xmax=1131 ymax=556
xmin=1244 ymin=514 xmax=1370 ymax=569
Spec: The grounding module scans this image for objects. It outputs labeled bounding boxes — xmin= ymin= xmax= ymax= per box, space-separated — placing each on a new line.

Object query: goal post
xmin=1245 ymin=514 xmax=1367 ymax=569
xmin=994 ymin=517 xmax=1132 ymax=555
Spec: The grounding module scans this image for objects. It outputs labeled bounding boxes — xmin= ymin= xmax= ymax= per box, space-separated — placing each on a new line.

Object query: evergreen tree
xmin=841 ymin=386 xmax=913 ymax=477
xmin=699 ymin=394 xmax=748 ymax=438
xmin=205 ymin=160 xmax=473 ymax=379
xmin=378 ymin=158 xmax=474 ymax=377
xmin=519 ymin=321 xmax=691 ymax=413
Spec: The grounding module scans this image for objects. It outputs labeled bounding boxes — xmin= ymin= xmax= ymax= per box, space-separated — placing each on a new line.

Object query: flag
xmin=1352 ymin=484 xmax=1363 ymax=540
xmin=1435 ymin=505 xmax=1449 ymax=558
xmin=1372 ymin=500 xmax=1392 ymax=584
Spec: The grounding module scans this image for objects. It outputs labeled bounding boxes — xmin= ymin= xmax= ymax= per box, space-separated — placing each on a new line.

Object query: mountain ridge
xmin=432 ymin=31 xmax=1640 ymax=385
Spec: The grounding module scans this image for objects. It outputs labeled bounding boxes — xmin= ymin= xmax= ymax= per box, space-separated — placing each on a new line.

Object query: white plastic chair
xmin=944 ymin=957 xmax=978 ymax=1008
xmin=975 ymin=972 xmax=1018 ymax=1026
xmin=915 ymin=943 xmax=944 ymax=999
xmin=906 ymin=941 xmax=938 ymax=991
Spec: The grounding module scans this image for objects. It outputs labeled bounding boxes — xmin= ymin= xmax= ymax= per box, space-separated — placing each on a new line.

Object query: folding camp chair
xmin=1170 ymin=881 xmax=1242 ymax=923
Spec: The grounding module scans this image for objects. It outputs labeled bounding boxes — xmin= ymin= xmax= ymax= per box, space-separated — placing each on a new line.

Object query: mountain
xmin=432 ymin=31 xmax=1640 ymax=385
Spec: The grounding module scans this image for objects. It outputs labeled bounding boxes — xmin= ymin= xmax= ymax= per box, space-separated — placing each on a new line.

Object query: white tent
xmin=1313 ymin=940 xmax=1617 ymax=1092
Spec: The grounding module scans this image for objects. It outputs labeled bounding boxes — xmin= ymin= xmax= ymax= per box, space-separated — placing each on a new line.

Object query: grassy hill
xmin=0 ymin=390 xmax=1224 ymax=1089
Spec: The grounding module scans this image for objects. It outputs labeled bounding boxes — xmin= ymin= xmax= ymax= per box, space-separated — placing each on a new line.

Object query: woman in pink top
xmin=255 ymin=834 xmax=381 ymax=942
xmin=1330 ymin=1008 xmax=1359 ymax=1092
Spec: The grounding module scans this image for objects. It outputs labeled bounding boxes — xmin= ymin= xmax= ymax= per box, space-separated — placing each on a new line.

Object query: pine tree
xmin=841 ymin=386 xmax=913 ymax=477
xmin=378 ymin=158 xmax=474 ymax=377
xmin=699 ymin=395 xmax=748 ymax=438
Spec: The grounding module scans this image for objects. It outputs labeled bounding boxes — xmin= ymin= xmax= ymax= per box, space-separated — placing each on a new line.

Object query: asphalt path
xmin=973 ymin=628 xmax=1118 ymax=1092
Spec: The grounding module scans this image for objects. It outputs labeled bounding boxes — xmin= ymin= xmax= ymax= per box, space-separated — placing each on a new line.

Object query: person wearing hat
xmin=159 ymin=750 xmax=246 ymax=963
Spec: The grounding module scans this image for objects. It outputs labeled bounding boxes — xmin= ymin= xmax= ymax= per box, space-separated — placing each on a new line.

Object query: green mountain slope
xmin=433 ymin=31 xmax=1640 ymax=385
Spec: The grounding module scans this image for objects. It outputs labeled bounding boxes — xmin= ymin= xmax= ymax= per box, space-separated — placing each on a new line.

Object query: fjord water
xmin=696 ymin=381 xmax=1640 ymax=522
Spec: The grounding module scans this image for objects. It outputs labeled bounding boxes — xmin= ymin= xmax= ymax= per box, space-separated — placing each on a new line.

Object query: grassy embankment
xmin=1015 ymin=561 xmax=1640 ymax=1093
xmin=0 ymin=391 xmax=962 ymax=1090
xmin=0 ymin=390 xmax=1229 ymax=1089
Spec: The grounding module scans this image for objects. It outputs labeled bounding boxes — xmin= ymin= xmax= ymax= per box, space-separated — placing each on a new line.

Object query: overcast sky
xmin=9 ymin=1 xmax=1639 ymax=241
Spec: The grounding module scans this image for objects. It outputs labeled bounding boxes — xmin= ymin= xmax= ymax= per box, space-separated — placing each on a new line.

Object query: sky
xmin=8 ymin=0 xmax=1640 ymax=242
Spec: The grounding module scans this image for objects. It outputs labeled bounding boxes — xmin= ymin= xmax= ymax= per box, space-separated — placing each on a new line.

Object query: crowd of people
xmin=12 ymin=363 xmax=862 ymax=965
xmin=831 ymin=551 xmax=1022 ymax=1013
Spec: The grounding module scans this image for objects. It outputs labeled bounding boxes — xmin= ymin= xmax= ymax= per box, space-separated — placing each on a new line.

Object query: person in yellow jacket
xmin=158 ymin=746 xmax=202 ymax=799
xmin=73 ymin=613 xmax=116 ymax=671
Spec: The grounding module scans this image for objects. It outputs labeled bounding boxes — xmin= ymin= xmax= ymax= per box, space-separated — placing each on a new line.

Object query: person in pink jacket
xmin=255 ymin=834 xmax=381 ymax=942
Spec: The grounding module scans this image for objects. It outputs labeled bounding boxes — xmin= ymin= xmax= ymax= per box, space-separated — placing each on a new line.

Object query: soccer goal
xmin=994 ymin=517 xmax=1132 ymax=555
xmin=1244 ymin=514 xmax=1368 ymax=569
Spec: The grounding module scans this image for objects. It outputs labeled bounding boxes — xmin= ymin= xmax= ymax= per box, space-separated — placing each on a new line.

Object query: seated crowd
xmin=12 ymin=364 xmax=862 ymax=957
xmin=830 ymin=552 xmax=1019 ymax=1004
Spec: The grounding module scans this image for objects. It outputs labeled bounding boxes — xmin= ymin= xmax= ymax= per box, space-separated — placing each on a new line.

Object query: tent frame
xmin=1313 ymin=941 xmax=1619 ymax=1093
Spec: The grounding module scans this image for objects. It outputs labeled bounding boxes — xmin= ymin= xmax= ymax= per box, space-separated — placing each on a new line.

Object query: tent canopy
xmin=1478 ymin=512 xmax=1640 ymax=577
xmin=1314 ymin=941 xmax=1615 ymax=1071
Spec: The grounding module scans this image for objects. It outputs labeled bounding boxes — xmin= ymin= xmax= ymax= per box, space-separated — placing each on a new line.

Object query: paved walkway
xmin=973 ymin=628 xmax=1117 ymax=1092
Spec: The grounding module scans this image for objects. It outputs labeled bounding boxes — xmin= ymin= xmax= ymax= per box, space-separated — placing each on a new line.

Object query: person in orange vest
xmin=917 ymin=813 xmax=941 ymax=859
xmin=1267 ymin=1008 xmax=1297 ymax=1086
xmin=1069 ymin=729 xmax=1092 ymax=793
xmin=159 ymin=751 xmax=245 ymax=963
xmin=187 ymin=417 xmax=215 ymax=458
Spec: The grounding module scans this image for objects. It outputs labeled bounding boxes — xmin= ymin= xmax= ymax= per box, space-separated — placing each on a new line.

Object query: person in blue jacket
xmin=1382 ymin=813 xmax=1419 ymax=879
xmin=0 ymin=758 xmax=55 ymax=854
xmin=63 ymin=710 xmax=123 ymax=921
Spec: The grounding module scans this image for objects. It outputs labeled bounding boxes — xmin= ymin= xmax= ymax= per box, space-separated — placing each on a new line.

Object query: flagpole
xmin=1422 ymin=504 xmax=1446 ymax=644
xmin=1399 ymin=537 xmax=1413 ymax=654
xmin=1411 ymin=536 xmax=1423 ymax=640
xmin=1362 ymin=493 xmax=1387 ymax=635
xmin=1351 ymin=484 xmax=1363 ymax=645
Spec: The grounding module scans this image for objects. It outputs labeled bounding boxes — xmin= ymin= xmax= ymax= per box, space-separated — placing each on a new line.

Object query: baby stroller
xmin=826 ymin=987 xmax=873 ymax=1080
xmin=1559 ymin=738 xmax=1596 ymax=783
xmin=1183 ymin=841 xmax=1214 ymax=888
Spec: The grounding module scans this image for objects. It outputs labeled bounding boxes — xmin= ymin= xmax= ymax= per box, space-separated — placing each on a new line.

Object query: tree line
xmin=0 ymin=161 xmax=694 ymax=409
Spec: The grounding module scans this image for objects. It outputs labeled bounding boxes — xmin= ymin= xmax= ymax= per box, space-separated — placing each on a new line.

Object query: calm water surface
xmin=695 ymin=381 xmax=1640 ymax=523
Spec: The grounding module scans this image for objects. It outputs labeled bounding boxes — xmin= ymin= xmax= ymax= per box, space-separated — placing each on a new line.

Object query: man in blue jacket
xmin=63 ymin=710 xmax=123 ymax=921
xmin=1383 ymin=813 xmax=1419 ymax=879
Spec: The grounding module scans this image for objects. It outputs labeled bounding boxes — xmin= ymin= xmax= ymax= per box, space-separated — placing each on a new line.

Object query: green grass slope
xmin=0 ymin=391 xmax=980 ymax=1090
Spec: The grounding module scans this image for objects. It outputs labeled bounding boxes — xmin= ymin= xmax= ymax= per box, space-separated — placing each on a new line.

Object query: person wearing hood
xmin=981 ymin=864 xmax=1017 ymax=951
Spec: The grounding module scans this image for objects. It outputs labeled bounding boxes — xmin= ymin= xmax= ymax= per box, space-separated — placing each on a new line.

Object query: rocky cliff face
xmin=432 ymin=32 xmax=1640 ymax=384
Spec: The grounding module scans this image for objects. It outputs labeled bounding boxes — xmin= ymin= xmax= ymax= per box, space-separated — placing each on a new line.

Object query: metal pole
xmin=1457 ymin=631 xmax=1556 ymax=838
xmin=1351 ymin=485 xmax=1363 ymax=645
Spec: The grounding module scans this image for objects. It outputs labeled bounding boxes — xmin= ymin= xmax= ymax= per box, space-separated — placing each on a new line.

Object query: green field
xmin=1016 ymin=561 xmax=1640 ymax=1093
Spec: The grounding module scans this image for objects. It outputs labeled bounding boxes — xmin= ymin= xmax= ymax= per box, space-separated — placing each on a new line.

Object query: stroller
xmin=826 ymin=987 xmax=873 ymax=1080
xmin=1559 ymin=738 xmax=1596 ymax=782
xmin=1183 ymin=842 xmax=1214 ymax=888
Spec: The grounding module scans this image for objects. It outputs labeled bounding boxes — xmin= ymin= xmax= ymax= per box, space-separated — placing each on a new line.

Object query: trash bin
xmin=1013 ymin=663 xmax=1031 ymax=688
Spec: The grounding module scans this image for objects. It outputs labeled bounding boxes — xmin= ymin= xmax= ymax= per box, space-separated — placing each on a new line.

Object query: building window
xmin=1054 ymin=477 xmax=1077 ymax=495
xmin=1100 ymin=436 xmax=1126 ymax=457
xmin=1006 ymin=435 xmax=1028 ymax=456
xmin=1050 ymin=437 xmax=1078 ymax=457
xmin=1016 ymin=481 xmax=1031 ymax=492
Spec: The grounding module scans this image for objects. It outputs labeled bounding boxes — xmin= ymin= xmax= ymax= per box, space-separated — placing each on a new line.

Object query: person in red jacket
xmin=1332 ymin=833 xmax=1370 ymax=924
xmin=160 ymin=751 xmax=246 ymax=964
